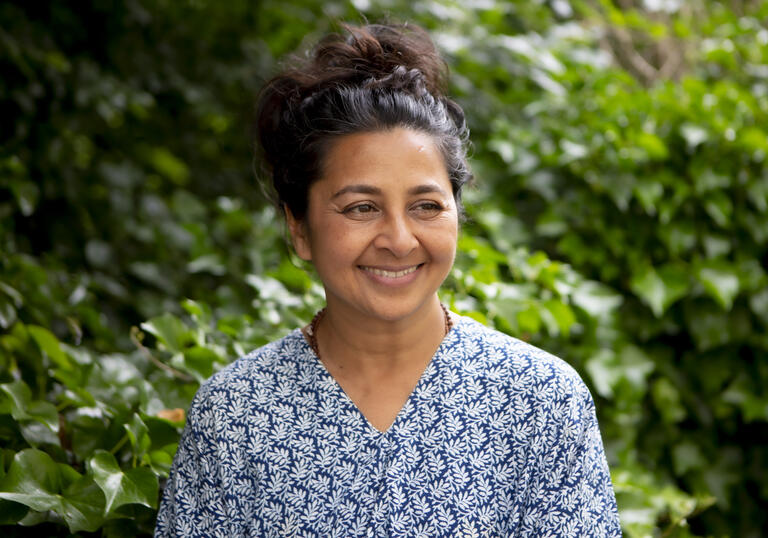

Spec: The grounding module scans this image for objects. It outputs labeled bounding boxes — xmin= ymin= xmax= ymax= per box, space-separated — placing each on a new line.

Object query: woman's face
xmin=287 ymin=128 xmax=458 ymax=324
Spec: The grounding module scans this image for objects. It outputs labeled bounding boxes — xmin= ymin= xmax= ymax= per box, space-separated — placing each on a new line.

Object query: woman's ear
xmin=285 ymin=205 xmax=312 ymax=261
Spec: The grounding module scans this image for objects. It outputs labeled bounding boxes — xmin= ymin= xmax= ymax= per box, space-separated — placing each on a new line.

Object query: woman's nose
xmin=373 ymin=213 xmax=419 ymax=257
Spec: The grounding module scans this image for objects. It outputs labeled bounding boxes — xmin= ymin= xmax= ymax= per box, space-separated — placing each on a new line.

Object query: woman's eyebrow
xmin=408 ymin=184 xmax=448 ymax=196
xmin=331 ymin=184 xmax=381 ymax=198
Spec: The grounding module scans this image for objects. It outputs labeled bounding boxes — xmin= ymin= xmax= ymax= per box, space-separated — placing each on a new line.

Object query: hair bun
xmin=311 ymin=23 xmax=448 ymax=98
xmin=363 ymin=65 xmax=429 ymax=97
xmin=256 ymin=23 xmax=450 ymax=169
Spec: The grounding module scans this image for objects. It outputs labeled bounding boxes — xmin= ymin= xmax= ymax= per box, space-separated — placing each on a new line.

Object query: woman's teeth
xmin=362 ymin=265 xmax=419 ymax=278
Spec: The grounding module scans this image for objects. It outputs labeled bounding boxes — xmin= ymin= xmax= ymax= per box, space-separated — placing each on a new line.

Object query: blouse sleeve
xmin=518 ymin=379 xmax=622 ymax=537
xmin=154 ymin=387 xmax=233 ymax=538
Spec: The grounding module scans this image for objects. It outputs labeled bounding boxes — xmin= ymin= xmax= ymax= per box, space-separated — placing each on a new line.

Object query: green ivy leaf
xmin=672 ymin=441 xmax=707 ymax=476
xmin=0 ymin=299 xmax=16 ymax=330
xmin=70 ymin=413 xmax=111 ymax=461
xmin=652 ymin=378 xmax=686 ymax=424
xmin=0 ymin=281 xmax=22 ymax=308
xmin=0 ymin=380 xmax=59 ymax=435
xmin=680 ymin=123 xmax=708 ymax=148
xmin=0 ymin=499 xmax=27 ymax=525
xmin=633 ymin=180 xmax=664 ymax=215
xmin=542 ymin=299 xmax=576 ymax=336
xmin=59 ymin=474 xmax=106 ymax=533
xmin=516 ymin=304 xmax=541 ymax=335
xmin=181 ymin=345 xmax=221 ymax=381
xmin=635 ymin=131 xmax=668 ymax=160
xmin=693 ymin=169 xmax=730 ymax=194
xmin=148 ymin=147 xmax=189 ymax=185
xmin=659 ymin=220 xmax=696 ymax=256
xmin=0 ymin=447 xmax=101 ymax=532
xmin=630 ymin=264 xmax=689 ymax=317
xmin=267 ymin=260 xmax=315 ymax=293
xmin=20 ymin=420 xmax=61 ymax=447
xmin=141 ymin=313 xmax=193 ymax=353
xmin=124 ymin=413 xmax=151 ymax=460
xmin=746 ymin=177 xmax=768 ymax=213
xmin=738 ymin=126 xmax=768 ymax=153
xmin=246 ymin=274 xmax=303 ymax=306
xmin=148 ymin=448 xmax=174 ymax=477
xmin=585 ymin=349 xmax=619 ymax=398
xmin=749 ymin=288 xmax=768 ymax=326
xmin=703 ymin=191 xmax=733 ymax=228
xmin=187 ymin=254 xmax=226 ymax=276
xmin=10 ymin=180 xmax=40 ymax=216
xmin=571 ymin=281 xmax=622 ymax=317
xmin=181 ymin=298 xmax=212 ymax=324
xmin=0 ymin=449 xmax=61 ymax=512
xmin=27 ymin=325 xmax=72 ymax=369
xmin=618 ymin=345 xmax=655 ymax=390
xmin=697 ymin=262 xmax=740 ymax=310
xmin=144 ymin=415 xmax=183 ymax=448
xmin=685 ymin=301 xmax=733 ymax=351
xmin=89 ymin=450 xmax=158 ymax=513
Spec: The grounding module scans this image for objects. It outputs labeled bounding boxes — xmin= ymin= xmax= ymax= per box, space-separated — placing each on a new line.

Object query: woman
xmin=155 ymin=22 xmax=621 ymax=537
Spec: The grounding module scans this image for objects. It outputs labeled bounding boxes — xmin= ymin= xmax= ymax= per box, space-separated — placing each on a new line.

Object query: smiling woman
xmin=155 ymin=22 xmax=621 ymax=537
xmin=287 ymin=128 xmax=459 ymax=433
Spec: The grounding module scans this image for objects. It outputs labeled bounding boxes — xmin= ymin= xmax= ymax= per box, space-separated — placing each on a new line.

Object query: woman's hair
xmin=255 ymin=22 xmax=472 ymax=221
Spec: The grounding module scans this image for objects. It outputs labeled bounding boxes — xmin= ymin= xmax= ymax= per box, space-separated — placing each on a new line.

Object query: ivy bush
xmin=1 ymin=0 xmax=766 ymax=535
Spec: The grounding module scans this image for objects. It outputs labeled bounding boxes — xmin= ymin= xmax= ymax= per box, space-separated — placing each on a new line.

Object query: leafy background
xmin=1 ymin=0 xmax=767 ymax=535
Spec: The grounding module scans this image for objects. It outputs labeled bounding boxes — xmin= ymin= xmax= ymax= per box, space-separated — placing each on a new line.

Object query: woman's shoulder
xmin=449 ymin=315 xmax=589 ymax=399
xmin=193 ymin=329 xmax=311 ymax=401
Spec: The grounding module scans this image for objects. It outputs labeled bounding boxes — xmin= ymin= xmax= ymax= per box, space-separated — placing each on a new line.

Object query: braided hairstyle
xmin=255 ymin=22 xmax=472 ymax=221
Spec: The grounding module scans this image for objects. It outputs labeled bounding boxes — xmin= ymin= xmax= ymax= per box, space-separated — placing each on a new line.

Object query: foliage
xmin=448 ymin=2 xmax=768 ymax=535
xmin=1 ymin=0 xmax=766 ymax=535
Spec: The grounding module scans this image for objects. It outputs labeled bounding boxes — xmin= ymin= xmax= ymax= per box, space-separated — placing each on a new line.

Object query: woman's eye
xmin=412 ymin=201 xmax=443 ymax=215
xmin=343 ymin=203 xmax=378 ymax=217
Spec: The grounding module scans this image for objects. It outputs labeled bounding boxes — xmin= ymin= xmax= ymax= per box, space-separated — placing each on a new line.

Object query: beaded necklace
xmin=305 ymin=303 xmax=453 ymax=361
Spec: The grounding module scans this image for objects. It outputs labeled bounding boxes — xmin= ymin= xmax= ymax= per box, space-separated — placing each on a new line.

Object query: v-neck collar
xmin=295 ymin=316 xmax=465 ymax=436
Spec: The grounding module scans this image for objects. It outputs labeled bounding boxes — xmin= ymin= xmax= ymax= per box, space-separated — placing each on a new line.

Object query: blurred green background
xmin=1 ymin=0 xmax=767 ymax=535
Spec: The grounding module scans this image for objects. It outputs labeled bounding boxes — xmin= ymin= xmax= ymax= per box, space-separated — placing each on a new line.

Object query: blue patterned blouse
xmin=155 ymin=315 xmax=621 ymax=537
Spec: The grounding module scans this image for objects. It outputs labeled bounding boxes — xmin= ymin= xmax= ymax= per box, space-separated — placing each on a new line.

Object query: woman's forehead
xmin=316 ymin=128 xmax=449 ymax=192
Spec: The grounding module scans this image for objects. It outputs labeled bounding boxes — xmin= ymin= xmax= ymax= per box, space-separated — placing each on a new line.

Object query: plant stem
xmin=110 ymin=433 xmax=129 ymax=455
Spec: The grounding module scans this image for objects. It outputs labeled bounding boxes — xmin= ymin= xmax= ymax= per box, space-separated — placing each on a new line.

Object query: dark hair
xmin=255 ymin=22 xmax=472 ymax=221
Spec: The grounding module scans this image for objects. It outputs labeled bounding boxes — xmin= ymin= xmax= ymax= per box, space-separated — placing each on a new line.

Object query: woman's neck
xmin=314 ymin=296 xmax=448 ymax=378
